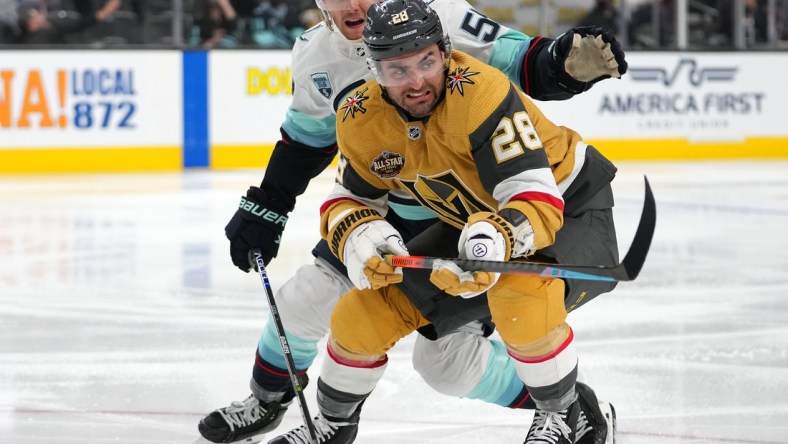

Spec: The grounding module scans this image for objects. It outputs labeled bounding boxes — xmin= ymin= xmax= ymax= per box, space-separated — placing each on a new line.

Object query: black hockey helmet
xmin=362 ymin=0 xmax=450 ymax=62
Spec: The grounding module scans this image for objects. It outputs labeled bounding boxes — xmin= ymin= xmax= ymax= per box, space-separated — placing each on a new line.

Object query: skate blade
xmin=191 ymin=433 xmax=266 ymax=444
xmin=600 ymin=402 xmax=616 ymax=444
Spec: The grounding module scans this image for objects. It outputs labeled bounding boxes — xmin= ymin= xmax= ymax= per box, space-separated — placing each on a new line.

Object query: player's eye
xmin=388 ymin=67 xmax=407 ymax=78
xmin=419 ymin=60 xmax=435 ymax=71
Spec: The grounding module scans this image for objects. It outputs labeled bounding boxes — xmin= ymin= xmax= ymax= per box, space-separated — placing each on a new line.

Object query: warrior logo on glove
xmin=470 ymin=240 xmax=488 ymax=258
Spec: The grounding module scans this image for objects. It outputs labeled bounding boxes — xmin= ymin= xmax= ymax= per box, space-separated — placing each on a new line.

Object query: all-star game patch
xmin=311 ymin=72 xmax=333 ymax=99
xmin=446 ymin=66 xmax=479 ymax=96
xmin=370 ymin=150 xmax=405 ymax=179
xmin=340 ymin=87 xmax=369 ymax=121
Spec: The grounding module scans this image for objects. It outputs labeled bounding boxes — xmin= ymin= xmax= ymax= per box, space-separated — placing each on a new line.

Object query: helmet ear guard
xmin=313 ymin=0 xmax=331 ymax=29
xmin=319 ymin=9 xmax=335 ymax=30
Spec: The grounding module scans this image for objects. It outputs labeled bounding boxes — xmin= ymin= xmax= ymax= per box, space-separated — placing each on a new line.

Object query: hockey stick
xmin=386 ymin=176 xmax=656 ymax=283
xmin=251 ymin=250 xmax=318 ymax=444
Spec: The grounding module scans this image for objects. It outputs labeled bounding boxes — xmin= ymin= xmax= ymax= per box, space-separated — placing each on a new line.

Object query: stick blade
xmin=618 ymin=176 xmax=657 ymax=281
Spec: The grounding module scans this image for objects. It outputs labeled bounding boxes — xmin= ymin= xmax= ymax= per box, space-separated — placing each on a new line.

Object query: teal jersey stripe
xmin=465 ymin=339 xmax=525 ymax=407
xmin=488 ymin=29 xmax=533 ymax=87
xmin=258 ymin=314 xmax=319 ymax=370
xmin=389 ymin=201 xmax=438 ymax=221
xmin=282 ymin=109 xmax=337 ymax=147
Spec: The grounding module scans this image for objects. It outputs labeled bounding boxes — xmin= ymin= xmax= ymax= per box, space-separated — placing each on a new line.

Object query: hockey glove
xmin=430 ymin=212 xmax=512 ymax=299
xmin=344 ymin=219 xmax=408 ymax=290
xmin=225 ymin=186 xmax=289 ymax=271
xmin=550 ymin=26 xmax=628 ymax=93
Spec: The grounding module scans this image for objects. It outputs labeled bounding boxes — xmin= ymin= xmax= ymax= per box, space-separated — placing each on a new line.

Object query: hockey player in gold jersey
xmin=267 ymin=0 xmax=620 ymax=443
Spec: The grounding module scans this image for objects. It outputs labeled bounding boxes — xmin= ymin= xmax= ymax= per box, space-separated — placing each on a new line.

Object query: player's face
xmin=324 ymin=0 xmax=380 ymax=41
xmin=378 ymin=45 xmax=446 ymax=118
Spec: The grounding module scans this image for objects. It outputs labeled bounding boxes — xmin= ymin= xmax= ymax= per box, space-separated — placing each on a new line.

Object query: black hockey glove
xmin=225 ymin=186 xmax=289 ymax=271
xmin=549 ymin=26 xmax=628 ymax=95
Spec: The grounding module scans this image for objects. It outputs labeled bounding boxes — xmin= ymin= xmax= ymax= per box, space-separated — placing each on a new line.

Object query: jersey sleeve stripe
xmin=557 ymin=141 xmax=587 ymax=195
xmin=493 ymin=168 xmax=564 ymax=210
xmin=320 ymin=197 xmax=357 ymax=216
xmin=509 ymin=191 xmax=565 ymax=212
xmin=520 ymin=36 xmax=545 ymax=97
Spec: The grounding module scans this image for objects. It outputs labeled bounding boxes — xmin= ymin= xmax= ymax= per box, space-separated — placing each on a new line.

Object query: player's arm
xmin=430 ymin=84 xmax=564 ymax=298
xmin=431 ymin=83 xmax=565 ymax=298
xmin=520 ymin=26 xmax=627 ymax=100
xmin=439 ymin=0 xmax=627 ymax=100
xmin=470 ymin=83 xmax=565 ymax=256
xmin=224 ymin=63 xmax=338 ymax=271
xmin=320 ymin=153 xmax=408 ymax=291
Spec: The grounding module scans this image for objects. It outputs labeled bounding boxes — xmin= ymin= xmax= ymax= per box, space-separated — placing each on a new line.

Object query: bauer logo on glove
xmin=239 ymin=197 xmax=289 ymax=227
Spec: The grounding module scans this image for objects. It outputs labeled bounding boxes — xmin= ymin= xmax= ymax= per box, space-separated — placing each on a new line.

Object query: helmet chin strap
xmin=319 ymin=7 xmax=335 ymax=31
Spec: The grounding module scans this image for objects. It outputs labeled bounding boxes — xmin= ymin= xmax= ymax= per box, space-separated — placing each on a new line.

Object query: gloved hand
xmin=430 ymin=213 xmax=511 ymax=298
xmin=551 ymin=26 xmax=628 ymax=85
xmin=343 ymin=219 xmax=408 ymax=290
xmin=224 ymin=186 xmax=289 ymax=271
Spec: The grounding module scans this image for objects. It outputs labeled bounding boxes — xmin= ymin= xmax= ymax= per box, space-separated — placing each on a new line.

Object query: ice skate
xmin=198 ymin=394 xmax=292 ymax=444
xmin=266 ymin=406 xmax=361 ymax=444
xmin=523 ymin=400 xmax=579 ymax=444
xmin=574 ymin=382 xmax=616 ymax=444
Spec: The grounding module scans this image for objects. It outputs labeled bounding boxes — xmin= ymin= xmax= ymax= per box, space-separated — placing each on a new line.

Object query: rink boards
xmin=2 ymin=50 xmax=787 ymax=173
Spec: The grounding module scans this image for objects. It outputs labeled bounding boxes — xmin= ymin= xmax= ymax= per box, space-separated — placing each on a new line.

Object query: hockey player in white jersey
xmin=198 ymin=0 xmax=624 ymax=443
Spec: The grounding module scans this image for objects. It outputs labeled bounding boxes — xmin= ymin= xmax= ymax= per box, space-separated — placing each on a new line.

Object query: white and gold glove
xmin=343 ymin=219 xmax=408 ymax=290
xmin=430 ymin=212 xmax=512 ymax=298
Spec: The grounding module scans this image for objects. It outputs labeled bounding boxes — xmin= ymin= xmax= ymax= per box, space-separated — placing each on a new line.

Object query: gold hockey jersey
xmin=321 ymin=50 xmax=590 ymax=259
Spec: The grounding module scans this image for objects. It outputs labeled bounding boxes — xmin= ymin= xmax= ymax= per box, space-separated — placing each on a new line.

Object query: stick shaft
xmin=252 ymin=250 xmax=318 ymax=444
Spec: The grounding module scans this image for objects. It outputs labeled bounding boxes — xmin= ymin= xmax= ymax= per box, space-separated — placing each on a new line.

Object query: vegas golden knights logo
xmin=398 ymin=170 xmax=493 ymax=228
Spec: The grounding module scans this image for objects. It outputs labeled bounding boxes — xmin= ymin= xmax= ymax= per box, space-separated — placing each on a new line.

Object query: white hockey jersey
xmin=283 ymin=0 xmax=533 ymax=149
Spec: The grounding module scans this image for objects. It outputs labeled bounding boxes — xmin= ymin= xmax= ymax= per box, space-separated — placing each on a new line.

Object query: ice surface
xmin=2 ymin=161 xmax=787 ymax=444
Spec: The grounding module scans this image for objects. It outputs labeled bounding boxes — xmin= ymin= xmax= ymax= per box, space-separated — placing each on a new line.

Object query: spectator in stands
xmin=713 ymin=0 xmax=769 ymax=46
xmin=191 ymin=0 xmax=240 ymax=48
xmin=576 ymin=0 xmax=620 ymax=35
xmin=0 ymin=0 xmax=19 ymax=43
xmin=16 ymin=0 xmax=122 ymax=44
xmin=628 ymin=0 xmax=674 ymax=48
xmin=249 ymin=0 xmax=303 ymax=48
xmin=299 ymin=7 xmax=322 ymax=29
xmin=743 ymin=0 xmax=769 ymax=44
xmin=782 ymin=0 xmax=788 ymax=41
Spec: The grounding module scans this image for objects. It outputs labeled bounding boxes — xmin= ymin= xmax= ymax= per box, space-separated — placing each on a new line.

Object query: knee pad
xmin=331 ymin=286 xmax=428 ymax=356
xmin=488 ymin=275 xmax=567 ymax=346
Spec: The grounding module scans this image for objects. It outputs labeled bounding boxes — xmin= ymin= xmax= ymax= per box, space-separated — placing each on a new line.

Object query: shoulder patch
xmin=339 ymin=87 xmax=370 ymax=121
xmin=311 ymin=72 xmax=333 ymax=99
xmin=446 ymin=66 xmax=480 ymax=96
xmin=370 ymin=150 xmax=405 ymax=179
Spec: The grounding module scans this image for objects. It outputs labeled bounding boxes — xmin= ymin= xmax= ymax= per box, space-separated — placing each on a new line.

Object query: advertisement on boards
xmin=535 ymin=52 xmax=788 ymax=158
xmin=209 ymin=50 xmax=293 ymax=168
xmin=0 ymin=51 xmax=182 ymax=172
